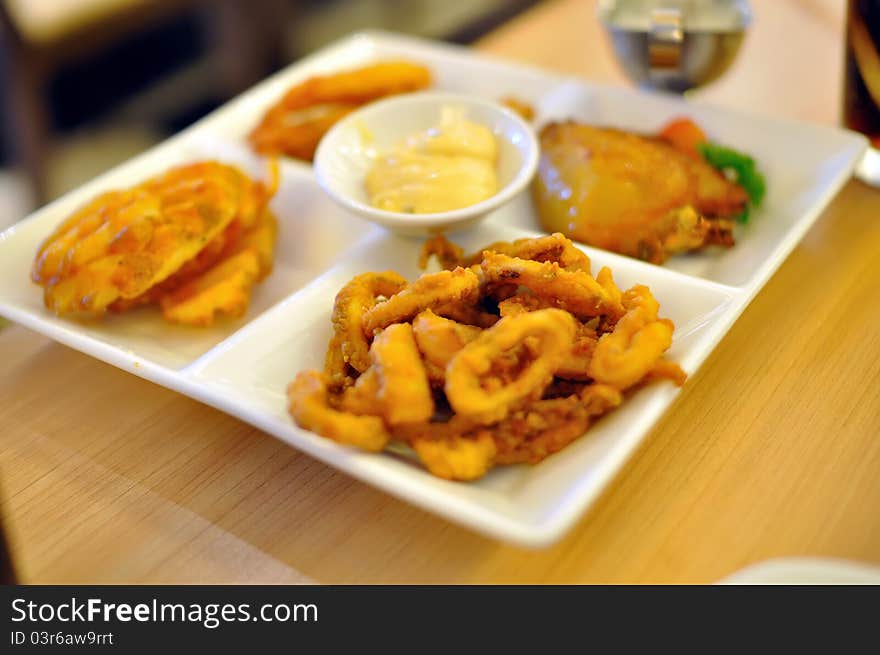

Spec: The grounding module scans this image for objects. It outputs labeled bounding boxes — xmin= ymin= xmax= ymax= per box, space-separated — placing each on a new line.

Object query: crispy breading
xmin=249 ymin=61 xmax=431 ymax=161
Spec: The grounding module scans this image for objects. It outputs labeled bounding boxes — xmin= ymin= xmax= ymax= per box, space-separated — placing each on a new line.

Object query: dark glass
xmin=0 ymin=480 xmax=17 ymax=584
xmin=0 ymin=521 xmax=16 ymax=584
xmin=844 ymin=1 xmax=880 ymax=148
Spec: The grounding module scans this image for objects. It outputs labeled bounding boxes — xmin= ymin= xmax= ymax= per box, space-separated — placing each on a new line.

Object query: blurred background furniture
xmin=0 ymin=0 xmax=286 ymax=204
xmin=0 ymin=0 xmax=536 ymax=217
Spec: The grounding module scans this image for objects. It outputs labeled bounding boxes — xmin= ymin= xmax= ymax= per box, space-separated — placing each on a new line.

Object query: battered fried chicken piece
xmin=362 ymin=267 xmax=480 ymax=334
xmin=249 ymin=61 xmax=432 ymax=161
xmin=532 ymin=122 xmax=748 ymax=263
xmin=287 ymin=370 xmax=390 ymax=452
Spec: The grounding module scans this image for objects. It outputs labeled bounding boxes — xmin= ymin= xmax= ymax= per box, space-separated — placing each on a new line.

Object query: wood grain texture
xmin=1 ymin=0 xmax=878 ymax=583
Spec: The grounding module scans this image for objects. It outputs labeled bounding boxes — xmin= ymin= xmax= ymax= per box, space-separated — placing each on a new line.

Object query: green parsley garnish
xmin=697 ymin=142 xmax=766 ymax=224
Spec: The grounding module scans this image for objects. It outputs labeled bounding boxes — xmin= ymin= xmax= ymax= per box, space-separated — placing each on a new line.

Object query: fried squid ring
xmin=497 ymin=293 xmax=551 ymax=317
xmin=419 ymin=233 xmax=591 ymax=273
xmin=644 ymin=359 xmax=688 ymax=386
xmin=480 ymin=253 xmax=624 ymax=320
xmin=327 ymin=271 xmax=408 ymax=383
xmin=287 ymin=370 xmax=390 ymax=452
xmin=476 ymin=232 xmax=591 ymax=271
xmin=622 ymin=283 xmax=660 ymax=319
xmin=491 ymin=396 xmax=591 ymax=465
xmin=587 ymin=306 xmax=674 ymax=390
xmin=556 ymin=322 xmax=599 ymax=381
xmin=445 ymin=308 xmax=577 ymax=424
xmin=413 ymin=310 xmax=482 ymax=370
xmin=370 ymin=323 xmax=435 ymax=425
xmin=410 ymin=431 xmax=497 ymax=481
xmin=497 ymin=296 xmax=600 ymax=381
xmin=418 ymin=234 xmax=464 ymax=270
xmin=339 ymin=367 xmax=381 ymax=416
xmin=493 ymin=385 xmax=623 ymax=464
xmin=579 ymin=383 xmax=623 ymax=415
xmin=596 ymin=266 xmax=623 ymax=312
xmin=362 ymin=267 xmax=480 ymax=335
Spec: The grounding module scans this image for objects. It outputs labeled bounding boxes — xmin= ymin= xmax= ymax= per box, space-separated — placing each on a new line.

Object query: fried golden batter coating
xmin=418 ymin=234 xmax=465 ymax=270
xmin=160 ymin=249 xmax=260 ymax=326
xmin=532 ymin=122 xmax=747 ymax=263
xmin=339 ymin=367 xmax=382 ymax=416
xmin=249 ymin=61 xmax=432 ymax=161
xmin=326 ymin=271 xmax=408 ymax=384
xmin=410 ymin=431 xmax=497 ymax=481
xmin=490 ymin=396 xmax=591 ymax=465
xmin=445 ymin=308 xmax=577 ymax=424
xmin=588 ymin=307 xmax=674 ymax=390
xmin=287 ymin=370 xmax=390 ymax=452
xmin=419 ymin=232 xmax=590 ymax=272
xmin=287 ymin=232 xmax=688 ymax=481
xmin=362 ymin=267 xmax=480 ymax=335
xmin=413 ymin=310 xmax=482 ymax=370
xmin=370 ymin=323 xmax=435 ymax=425
xmin=480 ymin=252 xmax=624 ymax=320
xmin=644 ymin=358 xmax=688 ymax=386
xmin=33 ymin=161 xmax=277 ymax=321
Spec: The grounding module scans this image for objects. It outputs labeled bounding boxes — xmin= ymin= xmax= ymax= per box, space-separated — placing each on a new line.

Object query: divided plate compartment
xmin=0 ymin=138 xmax=383 ymax=372
xmin=0 ymin=31 xmax=866 ymax=545
xmin=185 ymin=222 xmax=738 ymax=546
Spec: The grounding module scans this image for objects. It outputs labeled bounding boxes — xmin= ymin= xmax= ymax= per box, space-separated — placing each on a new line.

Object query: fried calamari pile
xmin=532 ymin=122 xmax=749 ymax=264
xmin=287 ymin=232 xmax=686 ymax=481
xmin=32 ymin=161 xmax=279 ymax=326
xmin=248 ymin=60 xmax=432 ymax=161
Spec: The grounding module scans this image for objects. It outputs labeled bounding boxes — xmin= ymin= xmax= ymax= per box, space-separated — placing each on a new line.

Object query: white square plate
xmin=0 ymin=32 xmax=866 ymax=546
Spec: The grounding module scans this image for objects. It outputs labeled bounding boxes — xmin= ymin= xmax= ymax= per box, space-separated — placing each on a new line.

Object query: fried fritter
xmin=249 ymin=61 xmax=432 ymax=161
xmin=160 ymin=249 xmax=261 ymax=327
xmin=33 ymin=161 xmax=278 ymax=323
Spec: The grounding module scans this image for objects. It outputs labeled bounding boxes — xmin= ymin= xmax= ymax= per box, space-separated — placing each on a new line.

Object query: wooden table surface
xmin=2 ymin=0 xmax=878 ymax=583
